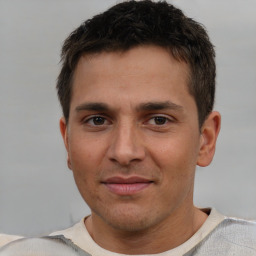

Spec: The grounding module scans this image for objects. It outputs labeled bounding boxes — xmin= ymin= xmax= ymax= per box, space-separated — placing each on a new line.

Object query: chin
xmin=94 ymin=204 xmax=164 ymax=232
xmin=109 ymin=216 xmax=150 ymax=232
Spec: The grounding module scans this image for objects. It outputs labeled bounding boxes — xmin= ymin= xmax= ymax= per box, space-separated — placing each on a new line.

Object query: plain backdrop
xmin=0 ymin=0 xmax=255 ymax=236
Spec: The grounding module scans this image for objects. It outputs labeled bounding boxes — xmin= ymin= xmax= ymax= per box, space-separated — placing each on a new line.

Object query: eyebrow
xmin=75 ymin=102 xmax=109 ymax=112
xmin=136 ymin=101 xmax=183 ymax=112
xmin=75 ymin=101 xmax=183 ymax=113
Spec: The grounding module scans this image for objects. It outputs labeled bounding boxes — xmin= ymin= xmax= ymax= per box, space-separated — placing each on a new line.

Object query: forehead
xmin=71 ymin=45 xmax=193 ymax=110
xmin=75 ymin=46 xmax=190 ymax=82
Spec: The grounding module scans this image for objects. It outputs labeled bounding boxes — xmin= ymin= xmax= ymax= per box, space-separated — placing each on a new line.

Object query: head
xmin=57 ymin=0 xmax=216 ymax=128
xmin=57 ymin=0 xmax=221 ymax=248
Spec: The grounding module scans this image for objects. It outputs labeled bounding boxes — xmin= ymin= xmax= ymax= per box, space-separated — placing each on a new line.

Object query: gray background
xmin=0 ymin=0 xmax=255 ymax=236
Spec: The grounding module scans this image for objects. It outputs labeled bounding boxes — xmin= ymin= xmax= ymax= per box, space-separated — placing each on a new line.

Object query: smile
xmin=102 ymin=176 xmax=153 ymax=195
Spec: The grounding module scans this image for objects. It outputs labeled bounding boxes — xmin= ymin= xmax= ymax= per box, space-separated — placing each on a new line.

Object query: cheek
xmin=149 ymin=135 xmax=199 ymax=181
xmin=150 ymin=139 xmax=192 ymax=168
xmin=69 ymin=146 xmax=99 ymax=204
xmin=68 ymin=133 xmax=105 ymax=169
xmin=67 ymin=141 xmax=95 ymax=189
xmin=67 ymin=134 xmax=109 ymax=193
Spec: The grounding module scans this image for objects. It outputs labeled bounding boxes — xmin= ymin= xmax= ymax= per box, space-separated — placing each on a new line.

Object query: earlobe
xmin=59 ymin=117 xmax=72 ymax=170
xmin=197 ymin=111 xmax=221 ymax=167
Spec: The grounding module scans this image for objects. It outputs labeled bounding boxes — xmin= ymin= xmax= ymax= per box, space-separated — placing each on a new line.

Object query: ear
xmin=59 ymin=117 xmax=72 ymax=170
xmin=197 ymin=111 xmax=221 ymax=167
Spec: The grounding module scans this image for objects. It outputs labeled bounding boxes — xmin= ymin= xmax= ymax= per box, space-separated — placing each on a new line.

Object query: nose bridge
xmin=108 ymin=119 xmax=145 ymax=165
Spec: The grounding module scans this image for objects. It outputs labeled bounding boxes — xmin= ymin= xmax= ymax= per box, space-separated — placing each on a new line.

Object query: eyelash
xmin=146 ymin=116 xmax=173 ymax=126
xmin=82 ymin=115 xmax=110 ymax=126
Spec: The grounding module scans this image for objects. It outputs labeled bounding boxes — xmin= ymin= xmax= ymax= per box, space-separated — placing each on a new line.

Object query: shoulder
xmin=49 ymin=218 xmax=92 ymax=252
xmin=203 ymin=217 xmax=256 ymax=255
xmin=50 ymin=218 xmax=87 ymax=238
xmin=216 ymin=217 xmax=256 ymax=243
xmin=0 ymin=236 xmax=91 ymax=255
xmin=0 ymin=234 xmax=23 ymax=248
xmin=186 ymin=210 xmax=256 ymax=256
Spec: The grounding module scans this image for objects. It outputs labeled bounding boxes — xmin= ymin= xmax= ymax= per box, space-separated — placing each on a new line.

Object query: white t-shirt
xmin=0 ymin=234 xmax=23 ymax=248
xmin=49 ymin=208 xmax=256 ymax=256
xmin=50 ymin=208 xmax=223 ymax=255
xmin=1 ymin=209 xmax=255 ymax=255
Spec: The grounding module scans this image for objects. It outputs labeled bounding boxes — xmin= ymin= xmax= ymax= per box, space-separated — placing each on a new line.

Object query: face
xmin=60 ymin=46 xmax=216 ymax=232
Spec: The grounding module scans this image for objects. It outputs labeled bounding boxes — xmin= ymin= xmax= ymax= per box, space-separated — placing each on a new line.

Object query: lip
xmin=102 ymin=176 xmax=153 ymax=195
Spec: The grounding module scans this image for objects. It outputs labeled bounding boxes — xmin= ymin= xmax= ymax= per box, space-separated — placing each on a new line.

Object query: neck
xmin=85 ymin=206 xmax=208 ymax=254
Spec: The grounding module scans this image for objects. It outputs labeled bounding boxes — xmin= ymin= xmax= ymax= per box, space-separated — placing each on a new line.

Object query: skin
xmin=60 ymin=45 xmax=221 ymax=254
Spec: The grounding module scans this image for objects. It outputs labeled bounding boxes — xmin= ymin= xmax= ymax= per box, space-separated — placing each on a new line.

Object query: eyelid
xmin=82 ymin=114 xmax=111 ymax=125
xmin=146 ymin=114 xmax=175 ymax=123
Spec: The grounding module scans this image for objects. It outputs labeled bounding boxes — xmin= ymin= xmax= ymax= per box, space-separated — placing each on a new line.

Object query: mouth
xmin=102 ymin=176 xmax=153 ymax=195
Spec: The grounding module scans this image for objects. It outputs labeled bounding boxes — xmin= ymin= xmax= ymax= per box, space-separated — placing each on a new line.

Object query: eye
xmin=148 ymin=116 xmax=169 ymax=125
xmin=84 ymin=116 xmax=109 ymax=126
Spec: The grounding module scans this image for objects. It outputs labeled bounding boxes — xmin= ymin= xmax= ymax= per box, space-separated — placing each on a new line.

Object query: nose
xmin=107 ymin=122 xmax=146 ymax=166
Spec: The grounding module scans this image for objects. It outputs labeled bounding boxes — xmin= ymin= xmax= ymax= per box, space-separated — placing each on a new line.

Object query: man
xmin=0 ymin=0 xmax=255 ymax=255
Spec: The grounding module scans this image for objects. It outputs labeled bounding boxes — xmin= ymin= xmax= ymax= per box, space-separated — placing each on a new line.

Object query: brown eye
xmin=84 ymin=116 xmax=108 ymax=126
xmin=91 ymin=116 xmax=106 ymax=125
xmin=154 ymin=116 xmax=167 ymax=125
